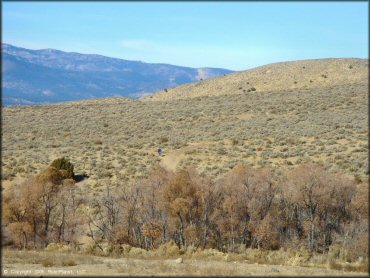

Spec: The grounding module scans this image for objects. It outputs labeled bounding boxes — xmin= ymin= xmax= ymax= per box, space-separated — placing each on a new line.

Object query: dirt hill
xmin=143 ymin=58 xmax=368 ymax=101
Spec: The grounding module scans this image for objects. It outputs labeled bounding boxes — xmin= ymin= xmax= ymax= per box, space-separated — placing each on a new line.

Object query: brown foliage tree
xmin=162 ymin=168 xmax=203 ymax=248
xmin=3 ymin=165 xmax=80 ymax=248
xmin=218 ymin=165 xmax=277 ymax=250
xmin=282 ymin=163 xmax=355 ymax=252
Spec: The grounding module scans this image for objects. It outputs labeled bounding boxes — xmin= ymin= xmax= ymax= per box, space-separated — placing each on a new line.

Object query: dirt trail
xmin=159 ymin=142 xmax=215 ymax=172
xmin=159 ymin=148 xmax=187 ymax=172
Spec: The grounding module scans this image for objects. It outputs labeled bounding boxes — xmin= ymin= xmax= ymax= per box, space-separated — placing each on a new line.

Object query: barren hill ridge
xmin=143 ymin=58 xmax=368 ymax=101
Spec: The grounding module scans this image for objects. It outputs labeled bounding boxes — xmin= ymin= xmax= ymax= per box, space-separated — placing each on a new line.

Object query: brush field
xmin=1 ymin=58 xmax=369 ymax=277
xmin=2 ymin=60 xmax=368 ymax=190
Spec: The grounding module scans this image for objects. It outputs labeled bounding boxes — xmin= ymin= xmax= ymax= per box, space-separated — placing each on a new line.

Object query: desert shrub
xmin=41 ymin=258 xmax=55 ymax=267
xmin=50 ymin=157 xmax=75 ymax=179
xmin=121 ymin=244 xmax=132 ymax=255
xmin=224 ymin=253 xmax=245 ymax=262
xmin=182 ymin=245 xmax=197 ymax=256
xmin=192 ymin=248 xmax=225 ymax=260
xmin=159 ymin=137 xmax=169 ymax=143
xmin=264 ymin=249 xmax=293 ymax=265
xmin=154 ymin=241 xmax=181 ymax=258
xmin=61 ymin=258 xmax=77 ymax=266
xmin=81 ymin=239 xmax=99 ymax=255
xmin=244 ymin=248 xmax=269 ymax=264
xmin=94 ymin=139 xmax=103 ymax=145
xmin=217 ymin=148 xmax=227 ymax=155
xmin=35 ymin=166 xmax=64 ymax=185
xmin=45 ymin=243 xmax=72 ymax=252
xmin=128 ymin=247 xmax=147 ymax=258
xmin=40 ymin=253 xmax=77 ymax=267
xmin=286 ymin=247 xmax=312 ymax=266
xmin=326 ymin=259 xmax=343 ymax=271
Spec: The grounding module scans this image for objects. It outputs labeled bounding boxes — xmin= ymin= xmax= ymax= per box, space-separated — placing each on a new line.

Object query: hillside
xmin=143 ymin=58 xmax=368 ymax=101
xmin=2 ymin=58 xmax=369 ymax=276
xmin=2 ymin=43 xmax=232 ymax=105
xmin=2 ymin=58 xmax=368 ymax=189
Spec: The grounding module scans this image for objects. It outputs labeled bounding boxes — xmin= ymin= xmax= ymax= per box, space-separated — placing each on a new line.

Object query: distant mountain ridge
xmin=2 ymin=43 xmax=232 ymax=105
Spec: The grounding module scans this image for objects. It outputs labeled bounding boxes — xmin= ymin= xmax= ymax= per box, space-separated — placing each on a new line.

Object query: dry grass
xmin=2 ymin=58 xmax=369 ymax=276
xmin=143 ymin=58 xmax=368 ymax=101
xmin=2 ymin=249 xmax=103 ymax=266
xmin=61 ymin=240 xmax=368 ymax=273
xmin=2 ymin=59 xmax=368 ymax=191
xmin=2 ymin=248 xmax=368 ymax=276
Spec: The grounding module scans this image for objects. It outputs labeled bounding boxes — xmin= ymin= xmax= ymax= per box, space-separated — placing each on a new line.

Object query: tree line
xmin=2 ymin=159 xmax=368 ymax=261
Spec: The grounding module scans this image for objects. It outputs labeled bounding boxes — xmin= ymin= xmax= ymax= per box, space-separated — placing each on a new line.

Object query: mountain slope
xmin=2 ymin=58 xmax=368 ymax=185
xmin=143 ymin=58 xmax=368 ymax=101
xmin=2 ymin=43 xmax=232 ymax=105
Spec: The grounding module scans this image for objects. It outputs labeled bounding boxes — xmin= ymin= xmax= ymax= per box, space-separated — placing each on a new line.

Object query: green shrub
xmin=50 ymin=157 xmax=75 ymax=179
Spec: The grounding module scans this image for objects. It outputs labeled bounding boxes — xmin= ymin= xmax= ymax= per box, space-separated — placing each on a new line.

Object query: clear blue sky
xmin=3 ymin=2 xmax=368 ymax=70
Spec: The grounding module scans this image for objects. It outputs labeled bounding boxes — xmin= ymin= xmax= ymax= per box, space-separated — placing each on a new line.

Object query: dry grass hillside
xmin=143 ymin=58 xmax=368 ymax=101
xmin=2 ymin=58 xmax=369 ymax=276
xmin=2 ymin=58 xmax=368 ymax=192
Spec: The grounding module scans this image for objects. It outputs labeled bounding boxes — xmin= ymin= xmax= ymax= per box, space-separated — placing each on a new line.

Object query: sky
xmin=2 ymin=2 xmax=368 ymax=71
